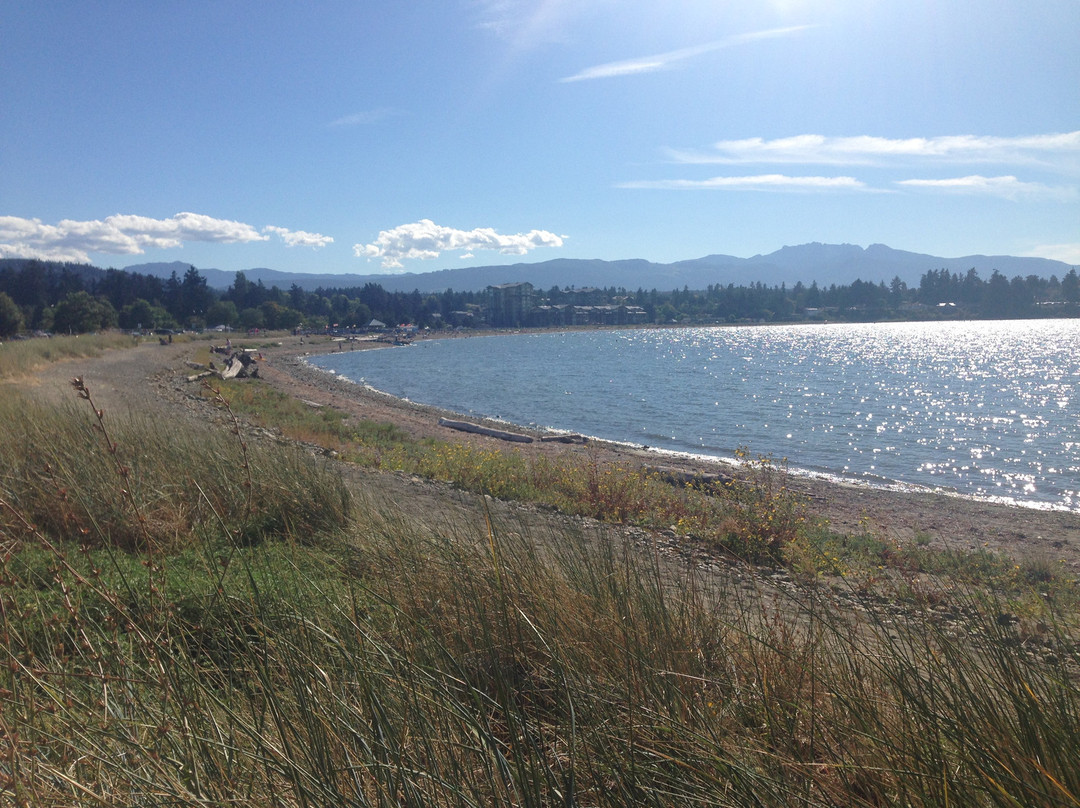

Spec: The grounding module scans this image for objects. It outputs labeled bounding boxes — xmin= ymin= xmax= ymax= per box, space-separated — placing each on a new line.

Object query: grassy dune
xmin=1 ymin=376 xmax=1078 ymax=806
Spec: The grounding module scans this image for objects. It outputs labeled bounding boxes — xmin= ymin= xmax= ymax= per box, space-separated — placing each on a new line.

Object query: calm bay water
xmin=310 ymin=320 xmax=1080 ymax=511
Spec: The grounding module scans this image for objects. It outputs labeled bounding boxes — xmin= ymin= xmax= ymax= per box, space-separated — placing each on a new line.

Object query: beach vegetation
xmin=2 ymin=381 xmax=1078 ymax=805
xmin=201 ymin=377 xmax=1080 ymax=610
xmin=202 ymin=378 xmax=816 ymax=563
xmin=0 ymin=331 xmax=146 ymax=381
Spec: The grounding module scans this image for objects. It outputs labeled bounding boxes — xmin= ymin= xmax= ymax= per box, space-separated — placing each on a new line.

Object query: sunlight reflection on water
xmin=312 ymin=320 xmax=1080 ymax=511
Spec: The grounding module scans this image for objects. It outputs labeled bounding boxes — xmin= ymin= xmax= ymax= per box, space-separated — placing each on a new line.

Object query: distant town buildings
xmin=486 ymin=282 xmax=648 ymax=328
xmin=486 ymin=282 xmax=536 ymax=327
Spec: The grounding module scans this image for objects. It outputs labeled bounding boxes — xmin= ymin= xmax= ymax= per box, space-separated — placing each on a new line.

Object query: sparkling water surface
xmin=310 ymin=320 xmax=1080 ymax=511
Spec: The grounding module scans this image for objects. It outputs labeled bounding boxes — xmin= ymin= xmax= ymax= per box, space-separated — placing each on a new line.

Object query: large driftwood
xmin=642 ymin=464 xmax=733 ymax=491
xmin=220 ymin=357 xmax=245 ymax=379
xmin=186 ymin=351 xmax=260 ymax=382
xmin=540 ymin=433 xmax=588 ymax=444
xmin=438 ymin=417 xmax=534 ymax=443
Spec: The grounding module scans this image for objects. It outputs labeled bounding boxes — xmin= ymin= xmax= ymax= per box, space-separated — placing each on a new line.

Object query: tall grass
xmin=2 ymin=384 xmax=1078 ymax=805
xmin=0 ymin=385 xmax=350 ymax=552
xmin=0 ymin=333 xmax=144 ymax=380
xmin=204 ymin=377 xmax=1080 ymax=605
xmin=205 ymin=379 xmax=808 ymax=563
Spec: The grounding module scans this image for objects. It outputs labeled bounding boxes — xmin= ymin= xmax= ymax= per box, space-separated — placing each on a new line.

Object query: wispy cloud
xmin=353 ymin=218 xmax=565 ymax=270
xmin=262 ymin=226 xmax=334 ymax=249
xmin=560 ymin=26 xmax=812 ymax=83
xmin=1027 ymin=243 xmax=1080 ymax=265
xmin=634 ymin=131 xmax=1080 ymax=198
xmin=618 ymin=174 xmax=870 ymax=192
xmin=471 ymin=0 xmax=583 ymax=47
xmin=0 ymin=213 xmax=331 ymax=263
xmin=895 ymin=175 xmax=1077 ymax=201
xmin=328 ymin=108 xmax=402 ymax=128
xmin=669 ymin=131 xmax=1080 ymax=167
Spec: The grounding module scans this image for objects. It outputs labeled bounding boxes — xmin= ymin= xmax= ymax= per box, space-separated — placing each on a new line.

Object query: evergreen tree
xmin=1062 ymin=269 xmax=1079 ymax=303
xmin=0 ymin=291 xmax=25 ymax=337
xmin=180 ymin=266 xmax=213 ymax=322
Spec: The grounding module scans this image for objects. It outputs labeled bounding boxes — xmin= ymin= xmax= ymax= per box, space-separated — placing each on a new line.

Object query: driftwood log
xmin=540 ymin=433 xmax=589 ymax=444
xmin=642 ymin=464 xmax=733 ymax=491
xmin=220 ymin=356 xmax=245 ymax=379
xmin=438 ymin=417 xmax=534 ymax=443
xmin=185 ymin=351 xmax=260 ymax=382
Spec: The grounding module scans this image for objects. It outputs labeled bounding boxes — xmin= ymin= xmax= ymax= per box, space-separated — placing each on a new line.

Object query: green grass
xmin=2 ymin=377 xmax=1078 ymax=805
xmin=203 ymin=377 xmax=410 ymax=460
xmin=204 ymin=378 xmax=810 ymax=564
xmin=0 ymin=332 xmax=144 ymax=380
xmin=1 ymin=383 xmax=350 ymax=553
xmin=202 ymin=377 xmax=1080 ymax=608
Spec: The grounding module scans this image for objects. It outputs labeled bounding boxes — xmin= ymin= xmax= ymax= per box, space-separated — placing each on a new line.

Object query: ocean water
xmin=310 ymin=320 xmax=1080 ymax=511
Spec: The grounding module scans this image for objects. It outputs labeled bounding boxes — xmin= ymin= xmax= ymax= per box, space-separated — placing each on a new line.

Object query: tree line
xmin=0 ymin=258 xmax=1077 ymax=338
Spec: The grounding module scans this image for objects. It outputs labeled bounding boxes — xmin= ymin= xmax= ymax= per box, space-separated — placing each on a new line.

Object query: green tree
xmin=350 ymin=302 xmax=372 ymax=328
xmin=655 ymin=302 xmax=679 ymax=323
xmin=228 ymin=271 xmax=252 ymax=309
xmin=0 ymin=291 xmax=25 ymax=337
xmin=239 ymin=307 xmax=265 ymax=331
xmin=260 ymin=301 xmax=285 ymax=329
xmin=1062 ymin=269 xmax=1080 ymax=303
xmin=206 ymin=300 xmax=239 ymax=328
xmin=889 ymin=275 xmax=907 ymax=307
xmin=330 ymin=294 xmax=351 ymax=323
xmin=982 ymin=270 xmax=1011 ymax=317
xmin=180 ymin=266 xmax=213 ymax=326
xmin=52 ymin=291 xmax=118 ymax=334
xmin=118 ymin=298 xmax=158 ymax=331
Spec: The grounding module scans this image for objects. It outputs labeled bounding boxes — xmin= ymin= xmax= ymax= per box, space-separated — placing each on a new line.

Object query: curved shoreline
xmin=259 ymin=334 xmax=1080 ymax=570
xmin=309 ymin=326 xmax=1080 ymax=515
xmin=305 ymin=352 xmax=1063 ymax=512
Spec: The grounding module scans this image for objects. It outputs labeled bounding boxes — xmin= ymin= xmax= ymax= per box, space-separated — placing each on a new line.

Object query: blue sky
xmin=2 ymin=0 xmax=1078 ymax=275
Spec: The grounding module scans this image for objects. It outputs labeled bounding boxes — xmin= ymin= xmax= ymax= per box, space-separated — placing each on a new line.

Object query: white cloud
xmin=0 ymin=212 xmax=270 ymax=263
xmin=472 ymin=0 xmax=585 ymax=48
xmin=895 ymin=175 xmax=1077 ymax=201
xmin=263 ymin=226 xmax=334 ymax=249
xmin=560 ymin=26 xmax=812 ymax=83
xmin=0 ymin=241 xmax=89 ymax=263
xmin=669 ymin=131 xmax=1080 ymax=167
xmin=328 ymin=108 xmax=402 ymax=128
xmin=1027 ymin=243 xmax=1080 ymax=265
xmin=618 ymin=174 xmax=869 ymax=192
xmin=353 ymin=219 xmax=565 ymax=269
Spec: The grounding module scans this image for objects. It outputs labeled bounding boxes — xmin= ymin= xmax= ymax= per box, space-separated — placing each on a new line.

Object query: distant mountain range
xmin=120 ymin=243 xmax=1076 ymax=293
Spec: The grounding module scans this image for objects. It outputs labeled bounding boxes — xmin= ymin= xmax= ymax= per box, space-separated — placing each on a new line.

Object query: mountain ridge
xmin=116 ymin=243 xmax=1076 ymax=293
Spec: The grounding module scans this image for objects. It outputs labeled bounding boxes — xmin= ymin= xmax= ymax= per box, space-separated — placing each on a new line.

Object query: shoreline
xmin=258 ymin=333 xmax=1080 ymax=570
xmin=298 ymin=327 xmax=1079 ymax=515
xmin=303 ymin=350 xmax=1071 ymax=513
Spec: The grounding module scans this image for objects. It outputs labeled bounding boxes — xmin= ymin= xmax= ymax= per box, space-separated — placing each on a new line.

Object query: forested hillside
xmin=1 ymin=257 xmax=1077 ymax=337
